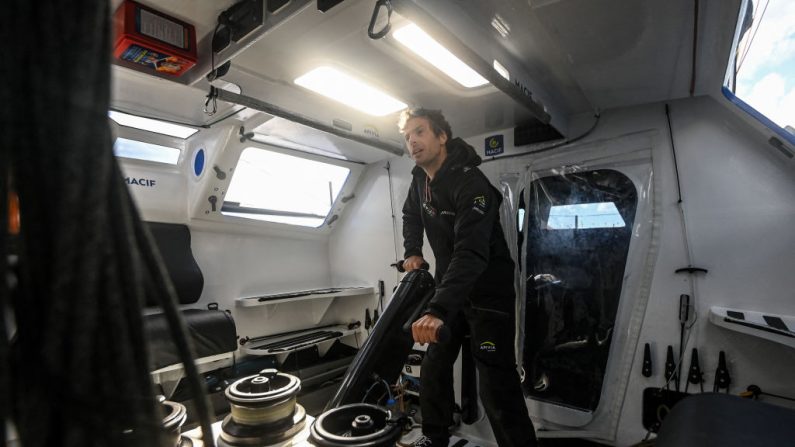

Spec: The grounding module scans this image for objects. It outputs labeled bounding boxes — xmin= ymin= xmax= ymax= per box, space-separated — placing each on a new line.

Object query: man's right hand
xmin=412 ymin=314 xmax=444 ymax=344
xmin=403 ymin=256 xmax=426 ymax=271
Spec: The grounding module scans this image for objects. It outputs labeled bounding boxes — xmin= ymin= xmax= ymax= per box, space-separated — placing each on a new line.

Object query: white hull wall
xmin=328 ymin=160 xmax=403 ymax=298
xmin=190 ymin=227 xmax=331 ymax=338
xmin=329 ymin=155 xmax=438 ymax=309
xmin=610 ymin=95 xmax=795 ymax=445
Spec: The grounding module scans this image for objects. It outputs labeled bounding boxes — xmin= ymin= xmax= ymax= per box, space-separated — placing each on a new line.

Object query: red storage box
xmin=113 ymin=0 xmax=197 ymax=77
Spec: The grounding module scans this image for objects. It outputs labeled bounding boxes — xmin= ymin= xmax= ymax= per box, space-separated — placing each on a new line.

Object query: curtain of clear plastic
xmin=498 ymin=131 xmax=660 ymax=436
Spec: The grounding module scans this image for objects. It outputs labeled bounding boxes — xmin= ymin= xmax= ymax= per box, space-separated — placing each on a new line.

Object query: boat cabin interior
xmin=2 ymin=0 xmax=794 ymax=446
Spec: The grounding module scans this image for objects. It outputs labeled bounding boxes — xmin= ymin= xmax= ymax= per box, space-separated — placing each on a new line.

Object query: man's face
xmin=403 ymin=117 xmax=448 ymax=169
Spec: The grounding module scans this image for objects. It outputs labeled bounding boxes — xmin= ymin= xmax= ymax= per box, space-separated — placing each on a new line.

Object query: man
xmin=400 ymin=108 xmax=537 ymax=447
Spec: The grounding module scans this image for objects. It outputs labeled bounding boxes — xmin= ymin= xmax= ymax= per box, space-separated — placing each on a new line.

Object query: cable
xmin=665 ymin=105 xmax=683 ymax=203
xmin=482 ymin=112 xmax=601 ymax=164
xmin=126 ymin=186 xmax=216 ymax=447
xmin=737 ymin=0 xmax=770 ymax=73
xmin=742 ymin=385 xmax=795 ymax=402
xmin=666 ymin=103 xmax=701 ymax=393
xmin=689 ymin=0 xmax=699 ymax=96
xmin=381 ymin=378 xmax=395 ymax=401
xmin=361 ymin=378 xmax=393 ymax=404
xmin=759 ymin=391 xmax=795 ymax=402
xmin=386 ymin=162 xmax=401 ymax=284
xmin=3 ymin=1 xmax=167 ymax=444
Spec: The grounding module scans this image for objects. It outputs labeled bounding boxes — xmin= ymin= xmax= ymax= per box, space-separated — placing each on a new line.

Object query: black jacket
xmin=402 ymin=137 xmax=515 ymax=322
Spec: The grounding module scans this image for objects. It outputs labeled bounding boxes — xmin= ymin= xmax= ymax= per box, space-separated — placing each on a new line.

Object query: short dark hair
xmin=398 ymin=108 xmax=453 ymax=140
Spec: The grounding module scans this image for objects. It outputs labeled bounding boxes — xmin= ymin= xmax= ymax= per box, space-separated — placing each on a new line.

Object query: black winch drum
xmin=310 ymin=403 xmax=402 ymax=447
xmin=218 ymin=369 xmax=306 ymax=446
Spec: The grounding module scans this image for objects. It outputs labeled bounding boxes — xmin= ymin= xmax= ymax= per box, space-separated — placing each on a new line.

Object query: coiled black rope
xmin=1 ymin=1 xmax=215 ymax=446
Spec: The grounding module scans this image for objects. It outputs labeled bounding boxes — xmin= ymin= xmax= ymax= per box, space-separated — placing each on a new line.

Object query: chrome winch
xmin=218 ymin=369 xmax=306 ymax=446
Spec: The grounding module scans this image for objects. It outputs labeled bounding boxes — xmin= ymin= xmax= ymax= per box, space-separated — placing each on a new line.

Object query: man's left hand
xmin=412 ymin=314 xmax=444 ymax=344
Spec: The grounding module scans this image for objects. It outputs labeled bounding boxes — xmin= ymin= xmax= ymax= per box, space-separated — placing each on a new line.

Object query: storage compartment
xmin=113 ymin=0 xmax=197 ymax=77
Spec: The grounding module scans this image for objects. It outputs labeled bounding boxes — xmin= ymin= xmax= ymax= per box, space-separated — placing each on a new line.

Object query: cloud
xmin=736 ymin=1 xmax=795 ymax=79
xmin=734 ymin=1 xmax=795 ymax=130
xmin=742 ymin=72 xmax=795 ymax=129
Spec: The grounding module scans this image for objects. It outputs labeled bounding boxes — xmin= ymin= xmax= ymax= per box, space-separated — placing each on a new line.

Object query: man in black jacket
xmin=400 ymin=108 xmax=537 ymax=447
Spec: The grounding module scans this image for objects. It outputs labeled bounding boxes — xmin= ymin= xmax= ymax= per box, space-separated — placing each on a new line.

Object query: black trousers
xmin=420 ymin=296 xmax=538 ymax=447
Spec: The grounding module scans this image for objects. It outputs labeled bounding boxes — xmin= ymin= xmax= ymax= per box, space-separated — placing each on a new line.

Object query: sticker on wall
xmin=125 ymin=177 xmax=157 ymax=187
xmin=193 ymin=147 xmax=205 ymax=178
xmin=485 ymin=135 xmax=504 ymax=156
xmin=363 ymin=125 xmax=380 ymax=139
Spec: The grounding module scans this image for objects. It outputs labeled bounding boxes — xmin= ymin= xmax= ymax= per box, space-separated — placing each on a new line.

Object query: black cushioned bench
xmin=656 ymin=393 xmax=795 ymax=446
xmin=143 ymin=222 xmax=236 ymax=373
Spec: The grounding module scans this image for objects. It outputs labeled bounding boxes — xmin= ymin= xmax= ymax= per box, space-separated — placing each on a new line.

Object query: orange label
xmin=8 ymin=191 xmax=19 ymax=235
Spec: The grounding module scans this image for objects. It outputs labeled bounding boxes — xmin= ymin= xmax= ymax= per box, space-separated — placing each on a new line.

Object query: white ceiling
xmin=111 ymin=0 xmax=742 ymax=160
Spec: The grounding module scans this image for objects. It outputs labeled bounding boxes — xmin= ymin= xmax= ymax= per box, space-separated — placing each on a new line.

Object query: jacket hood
xmin=412 ymin=137 xmax=482 ymax=179
xmin=445 ymin=137 xmax=482 ymax=169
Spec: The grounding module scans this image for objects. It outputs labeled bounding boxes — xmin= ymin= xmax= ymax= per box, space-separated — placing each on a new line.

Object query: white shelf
xmin=709 ymin=306 xmax=795 ymax=349
xmin=241 ymin=324 xmax=360 ymax=356
xmin=236 ymin=286 xmax=375 ymax=307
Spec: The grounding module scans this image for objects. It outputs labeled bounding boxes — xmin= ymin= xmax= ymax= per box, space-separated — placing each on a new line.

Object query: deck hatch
xmin=222 ymin=146 xmax=351 ymax=227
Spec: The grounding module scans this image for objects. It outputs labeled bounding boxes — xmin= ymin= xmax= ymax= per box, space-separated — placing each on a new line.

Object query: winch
xmin=310 ymin=403 xmax=403 ymax=447
xmin=159 ymin=396 xmax=189 ymax=446
xmin=218 ymin=369 xmax=306 ymax=446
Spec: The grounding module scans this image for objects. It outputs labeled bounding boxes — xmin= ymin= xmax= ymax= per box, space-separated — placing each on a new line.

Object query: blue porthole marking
xmin=194 ymin=148 xmax=205 ymax=177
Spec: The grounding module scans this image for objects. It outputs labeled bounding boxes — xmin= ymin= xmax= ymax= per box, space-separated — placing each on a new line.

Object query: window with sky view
xmin=732 ymin=0 xmax=795 ymax=134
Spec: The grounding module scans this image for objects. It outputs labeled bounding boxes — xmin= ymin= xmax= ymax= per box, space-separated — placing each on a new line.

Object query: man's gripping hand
xmin=403 ymin=256 xmax=426 ymax=272
xmin=412 ymin=314 xmax=444 ymax=344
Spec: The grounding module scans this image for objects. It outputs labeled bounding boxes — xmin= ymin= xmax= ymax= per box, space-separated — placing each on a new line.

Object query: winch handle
xmin=402 ymin=320 xmax=450 ymax=344
xmin=401 ymin=306 xmax=451 ymax=344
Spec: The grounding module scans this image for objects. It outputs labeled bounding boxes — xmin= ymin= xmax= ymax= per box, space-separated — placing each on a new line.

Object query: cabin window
xmin=109 ymin=111 xmax=198 ymax=139
xmin=113 ymin=137 xmax=180 ymax=165
xmin=222 ymin=147 xmax=350 ymax=227
xmin=546 ymin=202 xmax=625 ymax=230
xmin=724 ymin=0 xmax=795 ymax=145
xmin=522 ymin=169 xmax=637 ymax=412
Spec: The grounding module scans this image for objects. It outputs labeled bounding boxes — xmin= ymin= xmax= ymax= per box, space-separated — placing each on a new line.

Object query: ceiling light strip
xmin=389 ymin=0 xmax=551 ymax=125
xmin=393 ymin=24 xmax=488 ymax=88
xmin=294 ymin=66 xmax=407 ymax=116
